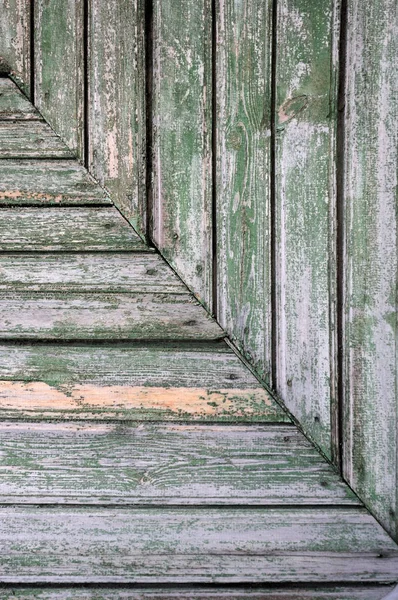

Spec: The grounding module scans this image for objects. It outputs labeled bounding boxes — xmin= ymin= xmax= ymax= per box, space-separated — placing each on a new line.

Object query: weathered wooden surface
xmin=0 ymin=506 xmax=396 ymax=582
xmin=216 ymin=0 xmax=272 ymax=380
xmin=0 ymin=208 xmax=149 ymax=250
xmin=0 ymin=292 xmax=223 ymax=340
xmin=152 ymin=0 xmax=213 ymax=309
xmin=0 ymin=254 xmax=185 ymax=292
xmin=34 ymin=0 xmax=84 ymax=156
xmin=0 ymin=0 xmax=30 ymax=93
xmin=88 ymin=0 xmax=146 ymax=233
xmin=342 ymin=0 xmax=398 ymax=541
xmin=0 ymin=122 xmax=73 ymax=158
xmin=0 ymin=422 xmax=357 ymax=505
xmin=0 ymin=79 xmax=39 ymax=119
xmin=274 ymin=0 xmax=339 ymax=459
xmin=0 ymin=160 xmax=111 ymax=205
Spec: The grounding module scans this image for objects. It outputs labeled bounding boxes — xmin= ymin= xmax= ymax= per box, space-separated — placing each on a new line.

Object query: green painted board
xmin=34 ymin=0 xmax=84 ymax=157
xmin=342 ymin=0 xmax=398 ymax=542
xmin=0 ymin=422 xmax=357 ymax=505
xmin=215 ymin=0 xmax=273 ymax=382
xmin=0 ymin=121 xmax=74 ymax=158
xmin=0 ymin=79 xmax=39 ymax=119
xmin=152 ymin=0 xmax=212 ymax=310
xmin=88 ymin=0 xmax=146 ymax=234
xmin=0 ymin=506 xmax=396 ymax=582
xmin=0 ymin=0 xmax=30 ymax=94
xmin=274 ymin=0 xmax=339 ymax=459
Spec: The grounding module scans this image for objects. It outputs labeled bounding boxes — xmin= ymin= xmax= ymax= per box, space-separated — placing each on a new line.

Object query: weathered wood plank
xmin=88 ymin=0 xmax=146 ymax=233
xmin=0 ymin=507 xmax=396 ymax=582
xmin=0 ymin=292 xmax=223 ymax=340
xmin=0 ymin=342 xmax=288 ymax=422
xmin=34 ymin=0 xmax=84 ymax=156
xmin=216 ymin=0 xmax=273 ymax=380
xmin=0 ymin=0 xmax=30 ymax=94
xmin=274 ymin=0 xmax=339 ymax=458
xmin=0 ymin=79 xmax=39 ymax=120
xmin=0 ymin=254 xmax=185 ymax=292
xmin=0 ymin=587 xmax=395 ymax=600
xmin=152 ymin=0 xmax=212 ymax=309
xmin=0 ymin=160 xmax=111 ymax=205
xmin=0 ymin=122 xmax=74 ymax=158
xmin=0 ymin=207 xmax=149 ymax=251
xmin=342 ymin=0 xmax=398 ymax=541
xmin=0 ymin=422 xmax=358 ymax=505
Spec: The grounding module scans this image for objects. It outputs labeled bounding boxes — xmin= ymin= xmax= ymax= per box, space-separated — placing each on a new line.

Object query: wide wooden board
xmin=0 ymin=122 xmax=74 ymax=158
xmin=152 ymin=0 xmax=212 ymax=309
xmin=0 ymin=160 xmax=111 ymax=205
xmin=0 ymin=207 xmax=148 ymax=251
xmin=274 ymin=0 xmax=339 ymax=458
xmin=0 ymin=507 xmax=396 ymax=582
xmin=0 ymin=0 xmax=30 ymax=93
xmin=342 ymin=0 xmax=398 ymax=541
xmin=88 ymin=0 xmax=146 ymax=232
xmin=216 ymin=0 xmax=273 ymax=380
xmin=0 ymin=422 xmax=357 ymax=505
xmin=0 ymin=79 xmax=39 ymax=119
xmin=34 ymin=0 xmax=84 ymax=156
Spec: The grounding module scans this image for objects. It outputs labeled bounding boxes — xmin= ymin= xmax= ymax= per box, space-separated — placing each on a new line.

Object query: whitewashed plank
xmin=0 ymin=79 xmax=39 ymax=119
xmin=0 ymin=0 xmax=30 ymax=94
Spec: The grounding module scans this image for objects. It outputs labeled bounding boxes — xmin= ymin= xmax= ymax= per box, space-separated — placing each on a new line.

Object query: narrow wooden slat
xmin=88 ymin=0 xmax=146 ymax=233
xmin=0 ymin=507 xmax=396 ymax=583
xmin=0 ymin=0 xmax=30 ymax=94
xmin=0 ymin=254 xmax=185 ymax=292
xmin=152 ymin=0 xmax=212 ymax=309
xmin=274 ymin=0 xmax=339 ymax=458
xmin=216 ymin=0 xmax=273 ymax=381
xmin=0 ymin=122 xmax=74 ymax=158
xmin=0 ymin=160 xmax=111 ymax=205
xmin=0 ymin=79 xmax=40 ymax=119
xmin=0 ymin=207 xmax=149 ymax=251
xmin=34 ymin=0 xmax=84 ymax=156
xmin=0 ymin=342 xmax=288 ymax=422
xmin=342 ymin=0 xmax=398 ymax=541
xmin=0 ymin=422 xmax=358 ymax=505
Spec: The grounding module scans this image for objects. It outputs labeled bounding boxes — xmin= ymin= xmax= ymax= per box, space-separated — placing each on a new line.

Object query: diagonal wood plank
xmin=0 ymin=79 xmax=40 ymax=120
xmin=0 ymin=121 xmax=74 ymax=158
xmin=0 ymin=506 xmax=397 ymax=583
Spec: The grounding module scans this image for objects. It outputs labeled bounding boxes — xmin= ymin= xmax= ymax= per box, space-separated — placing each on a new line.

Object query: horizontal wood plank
xmin=0 ymin=292 xmax=223 ymax=340
xmin=0 ymin=422 xmax=357 ymax=505
xmin=0 ymin=207 xmax=149 ymax=251
xmin=0 ymin=160 xmax=111 ymax=205
xmin=0 ymin=121 xmax=73 ymax=157
xmin=0 ymin=342 xmax=287 ymax=421
xmin=0 ymin=507 xmax=396 ymax=583
xmin=0 ymin=79 xmax=40 ymax=119
xmin=0 ymin=254 xmax=185 ymax=292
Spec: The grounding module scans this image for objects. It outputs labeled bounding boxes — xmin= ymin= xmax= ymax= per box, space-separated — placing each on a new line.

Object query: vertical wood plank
xmin=88 ymin=0 xmax=146 ymax=234
xmin=274 ymin=0 xmax=339 ymax=457
xmin=34 ymin=0 xmax=84 ymax=157
xmin=152 ymin=0 xmax=213 ymax=310
xmin=343 ymin=0 xmax=398 ymax=541
xmin=215 ymin=0 xmax=273 ymax=381
xmin=0 ymin=0 xmax=30 ymax=95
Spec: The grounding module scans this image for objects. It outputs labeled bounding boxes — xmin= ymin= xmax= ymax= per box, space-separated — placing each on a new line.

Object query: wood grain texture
xmin=0 ymin=422 xmax=358 ymax=505
xmin=0 ymin=0 xmax=30 ymax=94
xmin=216 ymin=0 xmax=272 ymax=381
xmin=0 ymin=342 xmax=287 ymax=422
xmin=34 ymin=0 xmax=84 ymax=156
xmin=0 ymin=79 xmax=39 ymax=119
xmin=0 ymin=292 xmax=223 ymax=340
xmin=0 ymin=121 xmax=74 ymax=158
xmin=0 ymin=207 xmax=149 ymax=250
xmin=274 ymin=0 xmax=339 ymax=458
xmin=0 ymin=160 xmax=111 ymax=205
xmin=0 ymin=506 xmax=396 ymax=583
xmin=152 ymin=0 xmax=212 ymax=309
xmin=342 ymin=0 xmax=398 ymax=541
xmin=0 ymin=587 xmax=395 ymax=600
xmin=88 ymin=0 xmax=146 ymax=233
xmin=0 ymin=254 xmax=185 ymax=292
